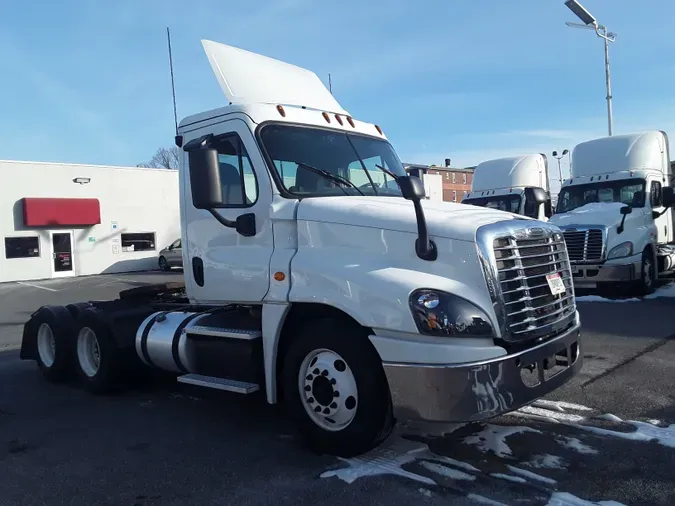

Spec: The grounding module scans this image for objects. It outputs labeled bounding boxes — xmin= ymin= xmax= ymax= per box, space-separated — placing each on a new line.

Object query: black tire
xmin=281 ymin=317 xmax=394 ymax=457
xmin=73 ymin=309 xmax=125 ymax=394
xmin=159 ymin=256 xmax=170 ymax=271
xmin=634 ymin=248 xmax=656 ymax=296
xmin=31 ymin=306 xmax=77 ymax=383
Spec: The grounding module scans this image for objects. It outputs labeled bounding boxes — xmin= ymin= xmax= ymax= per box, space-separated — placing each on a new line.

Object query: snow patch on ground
xmin=467 ymin=493 xmax=508 ymax=506
xmin=419 ymin=461 xmax=475 ymax=481
xmin=524 ymin=454 xmax=567 ymax=469
xmin=546 ymin=491 xmax=626 ymax=505
xmin=506 ymin=465 xmax=557 ymax=484
xmin=577 ymin=280 xmax=675 ymax=303
xmin=463 ymin=425 xmax=541 ymax=458
xmin=573 ymin=421 xmax=675 ymax=449
xmin=555 ymin=436 xmax=598 ymax=455
xmin=596 ymin=413 xmax=623 ymax=423
xmin=517 ymin=405 xmax=587 ymax=423
xmin=575 ymin=295 xmax=640 ymax=303
xmin=418 ymin=487 xmax=432 ymax=498
xmin=490 ymin=473 xmax=527 ymax=484
xmin=533 ymin=400 xmax=594 ymax=412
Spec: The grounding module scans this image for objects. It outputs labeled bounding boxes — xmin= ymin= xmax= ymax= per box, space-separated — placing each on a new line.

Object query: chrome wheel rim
xmin=298 ymin=348 xmax=358 ymax=432
xmin=37 ymin=323 xmax=56 ymax=367
xmin=77 ymin=327 xmax=101 ymax=377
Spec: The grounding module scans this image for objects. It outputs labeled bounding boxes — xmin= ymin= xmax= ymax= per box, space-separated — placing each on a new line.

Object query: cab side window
xmin=651 ymin=181 xmax=663 ymax=208
xmin=212 ymin=135 xmax=258 ymax=207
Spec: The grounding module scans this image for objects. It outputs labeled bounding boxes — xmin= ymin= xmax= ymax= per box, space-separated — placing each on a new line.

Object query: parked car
xmin=158 ymin=238 xmax=182 ymax=270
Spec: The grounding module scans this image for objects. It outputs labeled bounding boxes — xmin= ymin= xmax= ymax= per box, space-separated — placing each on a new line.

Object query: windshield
xmin=556 ymin=179 xmax=646 ymax=213
xmin=462 ymin=194 xmax=522 ymax=214
xmin=259 ymin=124 xmax=407 ymax=197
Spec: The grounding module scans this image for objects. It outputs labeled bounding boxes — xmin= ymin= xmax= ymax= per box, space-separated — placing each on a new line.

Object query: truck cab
xmin=462 ymin=154 xmax=553 ymax=221
xmin=550 ymin=131 xmax=675 ymax=294
xmin=20 ymin=40 xmax=583 ymax=458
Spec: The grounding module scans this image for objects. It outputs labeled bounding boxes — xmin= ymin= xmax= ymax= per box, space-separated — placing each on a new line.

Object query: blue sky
xmin=1 ymin=0 xmax=674 ymax=192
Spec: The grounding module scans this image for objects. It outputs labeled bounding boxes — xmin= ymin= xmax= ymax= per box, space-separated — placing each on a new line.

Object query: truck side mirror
xmin=620 ymin=205 xmax=632 ymax=215
xmin=399 ymin=175 xmax=426 ymax=201
xmin=663 ymin=186 xmax=675 ymax=208
xmin=188 ymin=148 xmax=223 ymax=209
xmin=398 ymin=175 xmax=437 ymax=261
xmin=523 ymin=187 xmax=547 ymax=218
xmin=617 ymin=205 xmax=632 ymax=234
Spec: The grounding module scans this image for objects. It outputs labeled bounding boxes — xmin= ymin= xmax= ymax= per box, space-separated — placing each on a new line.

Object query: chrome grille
xmin=562 ymin=229 xmax=604 ymax=262
xmin=493 ymin=233 xmax=576 ymax=341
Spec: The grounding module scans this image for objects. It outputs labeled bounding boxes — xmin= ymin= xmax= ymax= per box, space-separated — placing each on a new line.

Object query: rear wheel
xmin=282 ymin=317 xmax=394 ymax=457
xmin=32 ymin=306 xmax=77 ymax=382
xmin=73 ymin=310 xmax=123 ymax=394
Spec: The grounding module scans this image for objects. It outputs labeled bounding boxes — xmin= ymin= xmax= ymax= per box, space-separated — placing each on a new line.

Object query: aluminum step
xmin=186 ymin=325 xmax=261 ymax=340
xmin=177 ymin=374 xmax=260 ymax=394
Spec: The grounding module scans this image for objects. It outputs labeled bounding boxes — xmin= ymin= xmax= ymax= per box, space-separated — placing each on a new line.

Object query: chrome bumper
xmin=382 ymin=322 xmax=582 ymax=422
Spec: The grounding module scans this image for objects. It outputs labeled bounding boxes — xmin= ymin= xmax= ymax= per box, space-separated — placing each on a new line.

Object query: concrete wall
xmin=0 ymin=160 xmax=180 ymax=283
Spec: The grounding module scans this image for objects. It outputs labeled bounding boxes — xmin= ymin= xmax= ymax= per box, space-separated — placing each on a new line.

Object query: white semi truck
xmin=462 ymin=154 xmax=553 ymax=221
xmin=19 ymin=40 xmax=582 ymax=457
xmin=550 ymin=131 xmax=675 ymax=294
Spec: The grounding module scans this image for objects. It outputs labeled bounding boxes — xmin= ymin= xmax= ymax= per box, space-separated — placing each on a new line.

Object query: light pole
xmin=552 ymin=150 xmax=569 ymax=188
xmin=564 ymin=0 xmax=616 ymax=136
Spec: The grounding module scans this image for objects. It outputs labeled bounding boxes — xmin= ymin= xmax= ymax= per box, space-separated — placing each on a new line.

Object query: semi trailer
xmin=550 ymin=131 xmax=675 ymax=294
xmin=462 ymin=154 xmax=553 ymax=221
xmin=19 ymin=40 xmax=583 ymax=457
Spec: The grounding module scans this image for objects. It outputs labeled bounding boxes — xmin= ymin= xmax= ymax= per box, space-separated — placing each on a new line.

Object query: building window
xmin=4 ymin=236 xmax=40 ymax=259
xmin=121 ymin=232 xmax=156 ymax=252
xmin=453 ymin=191 xmax=457 ymax=202
xmin=452 ymin=173 xmax=456 ymax=183
xmin=463 ymin=173 xmax=467 ymax=184
xmin=445 ymin=173 xmax=449 ymax=180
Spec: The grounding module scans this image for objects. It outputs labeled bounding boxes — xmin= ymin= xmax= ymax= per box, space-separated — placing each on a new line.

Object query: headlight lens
xmin=410 ymin=289 xmax=493 ymax=337
xmin=607 ymin=241 xmax=633 ymax=260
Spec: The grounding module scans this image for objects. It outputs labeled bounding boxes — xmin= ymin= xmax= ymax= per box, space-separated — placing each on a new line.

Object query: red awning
xmin=22 ymin=198 xmax=101 ymax=227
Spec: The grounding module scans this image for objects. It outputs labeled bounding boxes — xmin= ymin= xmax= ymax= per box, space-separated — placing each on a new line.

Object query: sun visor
xmin=201 ymin=40 xmax=349 ymax=115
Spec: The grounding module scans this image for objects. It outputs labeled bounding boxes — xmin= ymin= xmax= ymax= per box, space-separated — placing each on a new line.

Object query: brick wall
xmin=426 ymin=168 xmax=473 ymax=202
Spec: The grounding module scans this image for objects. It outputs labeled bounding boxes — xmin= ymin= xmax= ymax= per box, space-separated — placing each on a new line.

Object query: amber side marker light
xmin=375 ymin=124 xmax=383 ymax=135
xmin=346 ymin=116 xmax=355 ymax=128
xmin=322 ymin=112 xmax=331 ymax=123
xmin=274 ymin=272 xmax=286 ymax=281
xmin=277 ymin=105 xmax=286 ymax=117
xmin=334 ymin=114 xmax=343 ymax=125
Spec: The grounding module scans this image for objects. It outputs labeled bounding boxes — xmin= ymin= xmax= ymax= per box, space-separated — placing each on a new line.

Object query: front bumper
xmin=382 ymin=321 xmax=581 ymax=422
xmin=570 ymin=254 xmax=641 ymax=287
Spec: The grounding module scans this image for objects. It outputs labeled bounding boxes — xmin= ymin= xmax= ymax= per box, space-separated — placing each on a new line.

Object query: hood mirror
xmin=399 ymin=175 xmax=437 ymax=261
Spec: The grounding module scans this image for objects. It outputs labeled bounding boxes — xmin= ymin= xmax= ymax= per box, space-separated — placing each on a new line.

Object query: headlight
xmin=410 ymin=289 xmax=493 ymax=337
xmin=607 ymin=241 xmax=633 ymax=260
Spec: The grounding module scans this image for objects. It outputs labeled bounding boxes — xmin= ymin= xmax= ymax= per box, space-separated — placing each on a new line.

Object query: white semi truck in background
xmin=461 ymin=154 xmax=553 ymax=221
xmin=19 ymin=40 xmax=582 ymax=457
xmin=550 ymin=131 xmax=675 ymax=295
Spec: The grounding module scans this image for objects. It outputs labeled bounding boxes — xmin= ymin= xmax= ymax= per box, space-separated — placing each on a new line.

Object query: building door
xmin=50 ymin=232 xmax=75 ymax=278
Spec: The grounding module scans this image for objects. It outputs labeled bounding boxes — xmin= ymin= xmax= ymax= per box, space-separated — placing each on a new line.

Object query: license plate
xmin=546 ymin=273 xmax=566 ymax=295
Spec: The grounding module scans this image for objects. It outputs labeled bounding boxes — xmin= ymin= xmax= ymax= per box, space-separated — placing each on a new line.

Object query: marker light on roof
xmin=374 ymin=124 xmax=382 ymax=135
xmin=334 ymin=114 xmax=343 ymax=125
xmin=322 ymin=112 xmax=331 ymax=123
xmin=276 ymin=105 xmax=286 ymax=117
xmin=347 ymin=116 xmax=355 ymax=128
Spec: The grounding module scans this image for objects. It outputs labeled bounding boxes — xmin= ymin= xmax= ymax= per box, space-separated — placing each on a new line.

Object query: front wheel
xmin=158 ymin=256 xmax=170 ymax=271
xmin=282 ymin=317 xmax=394 ymax=457
xmin=634 ymin=248 xmax=656 ymax=296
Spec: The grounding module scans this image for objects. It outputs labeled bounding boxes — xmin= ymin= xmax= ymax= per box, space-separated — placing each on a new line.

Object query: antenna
xmin=166 ymin=27 xmax=179 ymax=136
xmin=328 ymin=73 xmax=332 ymax=94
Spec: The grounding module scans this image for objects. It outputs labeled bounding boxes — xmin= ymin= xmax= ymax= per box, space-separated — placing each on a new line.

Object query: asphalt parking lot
xmin=1 ymin=272 xmax=674 ymax=505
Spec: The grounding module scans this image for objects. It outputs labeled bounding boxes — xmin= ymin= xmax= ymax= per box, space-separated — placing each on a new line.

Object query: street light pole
xmin=552 ymin=150 xmax=569 ymax=189
xmin=564 ymin=0 xmax=616 ymax=136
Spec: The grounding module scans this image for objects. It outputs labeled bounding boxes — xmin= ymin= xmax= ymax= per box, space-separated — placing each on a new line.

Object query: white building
xmin=0 ymin=160 xmax=180 ymax=283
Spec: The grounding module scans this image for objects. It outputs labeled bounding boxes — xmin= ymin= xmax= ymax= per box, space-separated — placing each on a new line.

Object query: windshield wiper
xmin=296 ymin=162 xmax=365 ymax=196
xmin=374 ymin=164 xmax=401 ymax=182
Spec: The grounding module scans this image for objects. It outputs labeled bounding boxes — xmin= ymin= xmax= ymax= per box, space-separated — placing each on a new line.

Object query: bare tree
xmin=139 ymin=146 xmax=180 ymax=170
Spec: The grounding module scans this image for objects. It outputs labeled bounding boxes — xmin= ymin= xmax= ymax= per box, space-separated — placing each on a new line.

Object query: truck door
xmin=650 ymin=179 xmax=672 ymax=244
xmin=182 ymin=118 xmax=274 ymax=303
